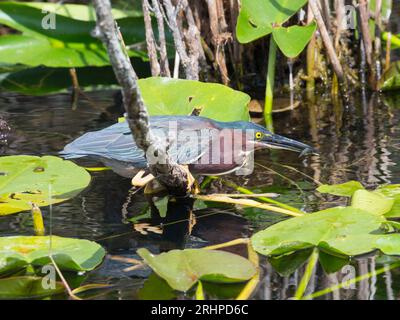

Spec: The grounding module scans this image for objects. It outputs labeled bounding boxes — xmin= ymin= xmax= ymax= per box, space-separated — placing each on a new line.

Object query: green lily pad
xmin=272 ymin=22 xmax=317 ymax=58
xmin=137 ymin=248 xmax=256 ymax=292
xmin=138 ymin=77 xmax=250 ymax=121
xmin=0 ymin=236 xmax=105 ymax=274
xmin=317 ymin=181 xmax=365 ymax=197
xmin=251 ymin=206 xmax=386 ymax=257
xmin=351 ymin=189 xmax=394 ymax=215
xmin=236 ymin=0 xmax=308 ymax=43
xmin=375 ymin=184 xmax=400 ymax=218
xmin=0 ymin=155 xmax=91 ymax=215
xmin=0 ymin=276 xmax=64 ymax=299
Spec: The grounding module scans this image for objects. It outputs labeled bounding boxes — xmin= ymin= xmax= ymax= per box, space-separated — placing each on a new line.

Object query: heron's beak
xmin=259 ymin=133 xmax=317 ymax=156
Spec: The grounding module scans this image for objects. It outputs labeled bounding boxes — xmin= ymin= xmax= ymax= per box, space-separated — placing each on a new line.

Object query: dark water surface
xmin=1 ymin=90 xmax=400 ymax=300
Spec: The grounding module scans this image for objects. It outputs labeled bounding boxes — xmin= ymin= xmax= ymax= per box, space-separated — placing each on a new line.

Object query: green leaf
xmin=375 ymin=184 xmax=400 ymax=218
xmin=251 ymin=206 xmax=386 ymax=256
xmin=138 ymin=273 xmax=176 ymax=300
xmin=317 ymin=181 xmax=365 ymax=197
xmin=269 ymin=249 xmax=312 ymax=276
xmin=138 ymin=77 xmax=251 ymax=121
xmin=236 ymin=0 xmax=308 ymax=43
xmin=272 ymin=22 xmax=317 ymax=58
xmin=0 ymin=155 xmax=91 ymax=215
xmin=24 ymin=2 xmax=140 ymax=21
xmin=0 ymin=65 xmax=122 ymax=95
xmin=0 ymin=35 xmax=114 ymax=68
xmin=0 ymin=2 xmax=146 ymax=44
xmin=351 ymin=189 xmax=394 ymax=215
xmin=327 ymin=233 xmax=400 ymax=256
xmin=0 ymin=276 xmax=64 ymax=299
xmin=0 ymin=236 xmax=105 ymax=273
xmin=137 ymin=248 xmax=256 ymax=292
xmin=0 ymin=1 xmax=148 ymax=67
xmin=318 ymin=251 xmax=349 ymax=274
xmin=378 ymin=61 xmax=400 ymax=91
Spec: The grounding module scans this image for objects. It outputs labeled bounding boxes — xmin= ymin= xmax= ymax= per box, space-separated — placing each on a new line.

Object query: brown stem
xmin=142 ymin=0 xmax=161 ymax=76
xmin=151 ymin=0 xmax=171 ymax=77
xmin=306 ymin=3 xmax=316 ymax=98
xmin=358 ymin=0 xmax=373 ymax=68
xmin=163 ymin=0 xmax=198 ymax=80
xmin=206 ymin=0 xmax=230 ymax=84
xmin=374 ymin=0 xmax=382 ymax=80
xmin=69 ymin=68 xmax=80 ymax=110
xmin=182 ymin=0 xmax=206 ymax=67
xmin=334 ymin=0 xmax=345 ymax=51
xmin=93 ymin=0 xmax=190 ymax=194
xmin=309 ymin=0 xmax=345 ymax=85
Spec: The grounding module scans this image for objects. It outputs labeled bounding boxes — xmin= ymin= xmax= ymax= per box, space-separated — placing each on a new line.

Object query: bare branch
xmin=142 ymin=0 xmax=161 ymax=76
xmin=162 ymin=0 xmax=198 ymax=79
xmin=309 ymin=0 xmax=344 ymax=83
xmin=151 ymin=0 xmax=171 ymax=76
xmin=92 ymin=0 xmax=190 ymax=194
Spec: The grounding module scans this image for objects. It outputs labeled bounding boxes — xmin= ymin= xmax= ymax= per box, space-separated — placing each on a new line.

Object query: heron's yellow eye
xmin=255 ymin=132 xmax=263 ymax=139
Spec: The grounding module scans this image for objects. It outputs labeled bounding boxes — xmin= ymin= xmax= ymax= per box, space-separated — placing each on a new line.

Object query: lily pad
xmin=351 ymin=189 xmax=394 ymax=215
xmin=0 ymin=236 xmax=105 ymax=274
xmin=0 ymin=276 xmax=64 ymax=299
xmin=317 ymin=181 xmax=365 ymax=197
xmin=375 ymin=184 xmax=400 ymax=218
xmin=0 ymin=155 xmax=91 ymax=215
xmin=137 ymin=248 xmax=256 ymax=292
xmin=251 ymin=206 xmax=387 ymax=257
xmin=138 ymin=77 xmax=250 ymax=121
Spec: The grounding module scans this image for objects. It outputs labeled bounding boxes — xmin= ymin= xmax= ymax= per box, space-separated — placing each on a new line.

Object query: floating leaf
xmin=0 ymin=236 xmax=105 ymax=273
xmin=269 ymin=249 xmax=312 ymax=276
xmin=251 ymin=207 xmax=386 ymax=257
xmin=137 ymin=248 xmax=256 ymax=292
xmin=317 ymin=181 xmax=365 ymax=197
xmin=138 ymin=77 xmax=250 ymax=121
xmin=351 ymin=189 xmax=394 ymax=215
xmin=272 ymin=22 xmax=317 ymax=58
xmin=0 ymin=155 xmax=91 ymax=215
xmin=0 ymin=276 xmax=64 ymax=299
xmin=138 ymin=273 xmax=176 ymax=300
xmin=236 ymin=0 xmax=308 ymax=43
xmin=375 ymin=184 xmax=400 ymax=218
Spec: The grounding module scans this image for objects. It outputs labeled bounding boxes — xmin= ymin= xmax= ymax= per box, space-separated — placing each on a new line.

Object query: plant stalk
xmin=293 ymin=247 xmax=319 ymax=300
xmin=265 ymin=37 xmax=277 ymax=118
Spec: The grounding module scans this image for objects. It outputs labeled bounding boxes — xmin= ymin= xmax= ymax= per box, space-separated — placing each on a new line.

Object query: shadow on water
xmin=1 ymin=90 xmax=400 ymax=299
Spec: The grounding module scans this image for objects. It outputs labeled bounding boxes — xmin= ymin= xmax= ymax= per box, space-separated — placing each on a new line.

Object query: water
xmin=1 ymin=90 xmax=400 ymax=300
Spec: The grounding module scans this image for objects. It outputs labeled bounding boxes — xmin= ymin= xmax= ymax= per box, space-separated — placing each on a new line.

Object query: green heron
xmin=61 ymin=115 xmax=314 ymax=177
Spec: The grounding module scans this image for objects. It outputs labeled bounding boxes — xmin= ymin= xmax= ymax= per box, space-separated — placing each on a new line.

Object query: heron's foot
xmin=131 ymin=170 xmax=155 ymax=187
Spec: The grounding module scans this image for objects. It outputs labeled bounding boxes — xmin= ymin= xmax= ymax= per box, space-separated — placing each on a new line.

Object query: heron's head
xmin=237 ymin=122 xmax=316 ymax=156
